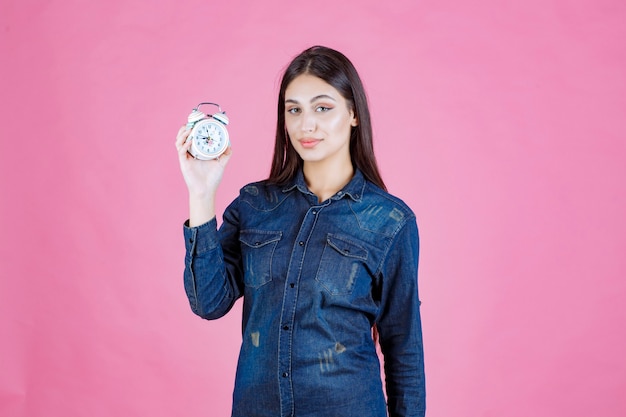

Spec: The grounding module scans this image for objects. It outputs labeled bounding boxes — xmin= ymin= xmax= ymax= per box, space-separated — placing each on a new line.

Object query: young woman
xmin=175 ymin=46 xmax=425 ymax=417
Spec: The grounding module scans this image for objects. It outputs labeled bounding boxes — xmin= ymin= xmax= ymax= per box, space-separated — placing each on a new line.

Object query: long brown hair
xmin=268 ymin=46 xmax=386 ymax=191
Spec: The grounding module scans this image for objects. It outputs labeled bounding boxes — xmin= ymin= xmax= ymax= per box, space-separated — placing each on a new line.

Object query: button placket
xmin=276 ymin=204 xmax=322 ymax=417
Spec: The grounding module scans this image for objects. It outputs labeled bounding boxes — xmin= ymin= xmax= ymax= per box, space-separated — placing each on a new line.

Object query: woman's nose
xmin=301 ymin=111 xmax=316 ymax=132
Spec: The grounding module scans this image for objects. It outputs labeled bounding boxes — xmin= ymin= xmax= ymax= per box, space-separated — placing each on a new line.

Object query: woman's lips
xmin=299 ymin=138 xmax=322 ymax=148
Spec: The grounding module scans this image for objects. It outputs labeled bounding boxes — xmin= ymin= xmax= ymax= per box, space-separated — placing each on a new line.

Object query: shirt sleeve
xmin=376 ymin=217 xmax=426 ymax=417
xmin=182 ymin=198 xmax=244 ymax=320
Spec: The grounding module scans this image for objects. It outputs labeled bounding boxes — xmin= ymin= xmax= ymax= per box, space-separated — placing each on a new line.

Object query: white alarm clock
xmin=185 ymin=102 xmax=230 ymax=160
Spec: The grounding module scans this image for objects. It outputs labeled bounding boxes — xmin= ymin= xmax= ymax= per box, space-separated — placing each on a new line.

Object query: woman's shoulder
xmin=235 ymin=179 xmax=291 ymax=210
xmin=351 ymin=180 xmax=417 ymax=238
xmin=361 ymin=181 xmax=416 ymax=219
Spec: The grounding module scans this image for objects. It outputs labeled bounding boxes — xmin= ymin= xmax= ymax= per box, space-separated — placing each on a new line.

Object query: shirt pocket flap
xmin=239 ymin=230 xmax=282 ymax=248
xmin=326 ymin=234 xmax=368 ymax=261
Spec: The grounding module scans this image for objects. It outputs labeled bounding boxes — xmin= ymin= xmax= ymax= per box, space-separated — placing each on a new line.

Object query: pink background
xmin=1 ymin=0 xmax=625 ymax=416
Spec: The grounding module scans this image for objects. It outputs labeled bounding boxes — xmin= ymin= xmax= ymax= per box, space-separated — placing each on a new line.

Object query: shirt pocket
xmin=315 ymin=234 xmax=369 ymax=296
xmin=239 ymin=230 xmax=282 ymax=289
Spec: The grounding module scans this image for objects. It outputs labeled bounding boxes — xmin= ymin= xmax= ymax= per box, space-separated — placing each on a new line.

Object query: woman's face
xmin=284 ymin=74 xmax=358 ymax=167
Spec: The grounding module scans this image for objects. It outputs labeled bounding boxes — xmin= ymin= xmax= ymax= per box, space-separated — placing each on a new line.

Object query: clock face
xmin=190 ymin=119 xmax=229 ymax=159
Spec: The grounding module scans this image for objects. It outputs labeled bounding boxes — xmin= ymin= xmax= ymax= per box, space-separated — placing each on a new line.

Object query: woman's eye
xmin=316 ymin=106 xmax=331 ymax=112
xmin=287 ymin=107 xmax=300 ymax=114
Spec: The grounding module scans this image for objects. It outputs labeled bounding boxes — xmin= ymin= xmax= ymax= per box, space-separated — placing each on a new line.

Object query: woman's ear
xmin=351 ymin=112 xmax=358 ymax=127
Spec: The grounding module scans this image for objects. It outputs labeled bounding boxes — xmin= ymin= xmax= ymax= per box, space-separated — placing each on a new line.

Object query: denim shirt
xmin=183 ymin=169 xmax=425 ymax=417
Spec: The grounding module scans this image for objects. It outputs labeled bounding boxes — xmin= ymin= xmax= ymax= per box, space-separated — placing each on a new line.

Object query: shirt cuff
xmin=183 ymin=217 xmax=219 ymax=255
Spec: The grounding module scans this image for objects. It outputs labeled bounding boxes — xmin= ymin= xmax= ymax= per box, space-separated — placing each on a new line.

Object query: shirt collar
xmin=282 ymin=168 xmax=365 ymax=202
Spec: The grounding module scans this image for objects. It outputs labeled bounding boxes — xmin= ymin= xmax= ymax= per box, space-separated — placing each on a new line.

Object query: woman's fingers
xmin=218 ymin=146 xmax=233 ymax=160
xmin=175 ymin=126 xmax=190 ymax=149
xmin=217 ymin=146 xmax=233 ymax=166
xmin=176 ymin=125 xmax=232 ymax=176
xmin=176 ymin=126 xmax=193 ymax=160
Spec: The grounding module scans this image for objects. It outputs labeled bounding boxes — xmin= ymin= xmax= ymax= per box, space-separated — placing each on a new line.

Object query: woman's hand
xmin=175 ymin=125 xmax=233 ymax=196
xmin=175 ymin=125 xmax=233 ymax=226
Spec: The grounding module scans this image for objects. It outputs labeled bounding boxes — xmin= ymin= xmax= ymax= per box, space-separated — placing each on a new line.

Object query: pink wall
xmin=1 ymin=0 xmax=625 ymax=416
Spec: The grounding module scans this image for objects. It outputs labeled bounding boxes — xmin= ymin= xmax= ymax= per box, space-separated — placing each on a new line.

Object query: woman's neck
xmin=303 ymin=159 xmax=354 ymax=203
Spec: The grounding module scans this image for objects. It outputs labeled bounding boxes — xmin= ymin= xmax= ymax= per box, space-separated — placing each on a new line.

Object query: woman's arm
xmin=377 ymin=218 xmax=426 ymax=417
xmin=177 ymin=125 xmax=242 ymax=319
xmin=183 ymin=210 xmax=244 ymax=320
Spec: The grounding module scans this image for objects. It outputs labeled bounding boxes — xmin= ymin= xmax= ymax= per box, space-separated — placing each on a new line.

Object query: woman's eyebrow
xmin=285 ymin=94 xmax=337 ymax=104
xmin=310 ymin=94 xmax=336 ymax=103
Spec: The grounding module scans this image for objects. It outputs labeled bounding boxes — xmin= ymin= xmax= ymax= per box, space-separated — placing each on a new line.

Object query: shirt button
xmin=282 ymin=372 xmax=289 ymax=378
xmin=283 ymin=325 xmax=290 ymax=330
xmin=290 ymin=283 xmax=295 ymax=288
xmin=188 ymin=238 xmax=193 ymax=243
xmin=299 ymin=241 xmax=304 ymax=246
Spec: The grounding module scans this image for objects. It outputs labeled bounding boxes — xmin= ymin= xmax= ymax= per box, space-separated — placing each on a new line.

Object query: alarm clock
xmin=185 ymin=102 xmax=230 ymax=160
